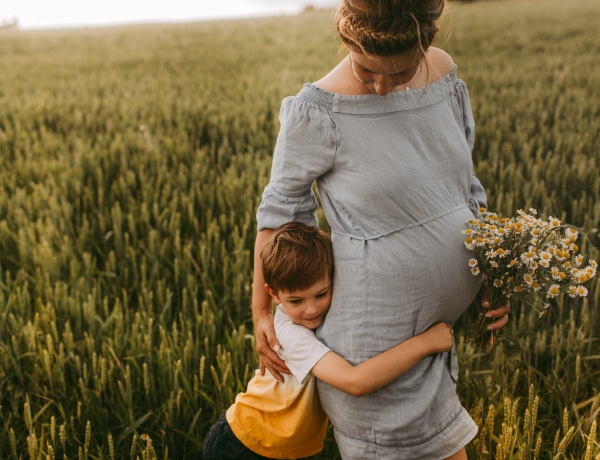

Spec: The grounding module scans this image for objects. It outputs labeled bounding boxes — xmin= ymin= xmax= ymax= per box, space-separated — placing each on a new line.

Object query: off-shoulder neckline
xmin=295 ymin=66 xmax=462 ymax=115
xmin=306 ymin=65 xmax=458 ymax=98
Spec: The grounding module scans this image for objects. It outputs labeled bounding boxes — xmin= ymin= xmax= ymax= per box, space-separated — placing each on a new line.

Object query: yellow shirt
xmin=226 ymin=370 xmax=327 ymax=458
xmin=226 ymin=306 xmax=330 ymax=458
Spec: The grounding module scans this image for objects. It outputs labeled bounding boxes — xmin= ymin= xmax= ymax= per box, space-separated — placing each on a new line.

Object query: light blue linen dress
xmin=257 ymin=67 xmax=483 ymax=459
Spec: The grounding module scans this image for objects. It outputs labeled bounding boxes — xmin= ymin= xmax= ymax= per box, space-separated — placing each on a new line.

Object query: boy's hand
xmin=423 ymin=322 xmax=455 ymax=353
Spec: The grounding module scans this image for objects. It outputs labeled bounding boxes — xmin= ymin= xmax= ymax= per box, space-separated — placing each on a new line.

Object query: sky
xmin=2 ymin=0 xmax=339 ymax=30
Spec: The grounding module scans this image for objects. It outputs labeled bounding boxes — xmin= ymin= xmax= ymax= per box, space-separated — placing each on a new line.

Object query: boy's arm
xmin=310 ymin=322 xmax=453 ymax=397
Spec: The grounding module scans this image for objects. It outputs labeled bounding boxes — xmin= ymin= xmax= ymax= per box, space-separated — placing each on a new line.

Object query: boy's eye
xmin=316 ymin=292 xmax=328 ymax=298
xmin=289 ymin=299 xmax=303 ymax=304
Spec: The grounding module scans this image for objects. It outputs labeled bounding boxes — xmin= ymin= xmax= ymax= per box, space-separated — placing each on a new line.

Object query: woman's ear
xmin=264 ymin=284 xmax=280 ymax=303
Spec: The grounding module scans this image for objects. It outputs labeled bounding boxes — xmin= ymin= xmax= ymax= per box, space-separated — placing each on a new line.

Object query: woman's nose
xmin=373 ymin=76 xmax=395 ymax=96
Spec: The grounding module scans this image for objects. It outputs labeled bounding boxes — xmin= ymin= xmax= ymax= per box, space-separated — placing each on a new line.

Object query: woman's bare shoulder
xmin=313 ymin=57 xmax=369 ymax=95
xmin=427 ymin=47 xmax=455 ymax=78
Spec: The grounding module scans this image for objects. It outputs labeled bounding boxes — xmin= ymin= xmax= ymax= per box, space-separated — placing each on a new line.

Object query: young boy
xmin=203 ymin=222 xmax=455 ymax=459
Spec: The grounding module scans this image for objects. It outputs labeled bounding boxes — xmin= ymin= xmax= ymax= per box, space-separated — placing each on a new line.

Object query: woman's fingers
xmin=255 ymin=325 xmax=290 ymax=382
xmin=485 ymin=304 xmax=510 ymax=330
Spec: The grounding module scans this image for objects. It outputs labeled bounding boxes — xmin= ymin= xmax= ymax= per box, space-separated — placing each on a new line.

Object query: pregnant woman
xmin=252 ymin=0 xmax=510 ymax=458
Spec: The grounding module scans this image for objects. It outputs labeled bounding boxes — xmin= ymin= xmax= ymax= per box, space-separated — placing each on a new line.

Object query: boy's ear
xmin=264 ymin=284 xmax=280 ymax=302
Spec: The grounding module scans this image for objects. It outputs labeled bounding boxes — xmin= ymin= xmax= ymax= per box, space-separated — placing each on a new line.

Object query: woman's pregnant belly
xmin=318 ymin=206 xmax=480 ymax=362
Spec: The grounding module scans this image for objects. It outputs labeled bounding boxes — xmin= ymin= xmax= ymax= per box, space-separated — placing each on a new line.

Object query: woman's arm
xmin=310 ymin=322 xmax=454 ymax=397
xmin=252 ymin=229 xmax=290 ymax=381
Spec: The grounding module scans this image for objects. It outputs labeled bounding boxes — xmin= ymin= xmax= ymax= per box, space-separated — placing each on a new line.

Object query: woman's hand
xmin=476 ymin=275 xmax=511 ymax=348
xmin=254 ymin=310 xmax=290 ymax=382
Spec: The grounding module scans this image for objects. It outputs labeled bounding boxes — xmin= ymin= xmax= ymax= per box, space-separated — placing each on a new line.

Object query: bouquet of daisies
xmin=464 ymin=208 xmax=597 ymax=351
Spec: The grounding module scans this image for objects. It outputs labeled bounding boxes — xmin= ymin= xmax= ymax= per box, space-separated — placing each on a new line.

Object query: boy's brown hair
xmin=261 ymin=222 xmax=333 ymax=293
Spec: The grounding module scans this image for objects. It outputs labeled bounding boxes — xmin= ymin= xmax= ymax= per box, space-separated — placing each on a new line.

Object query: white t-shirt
xmin=275 ymin=305 xmax=331 ymax=383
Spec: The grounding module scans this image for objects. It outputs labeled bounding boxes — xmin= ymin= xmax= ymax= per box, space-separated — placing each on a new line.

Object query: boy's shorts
xmin=203 ymin=413 xmax=272 ymax=460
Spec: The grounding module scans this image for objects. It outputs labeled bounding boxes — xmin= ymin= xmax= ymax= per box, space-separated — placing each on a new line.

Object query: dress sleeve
xmin=257 ymin=94 xmax=336 ymax=230
xmin=455 ymin=79 xmax=487 ymax=214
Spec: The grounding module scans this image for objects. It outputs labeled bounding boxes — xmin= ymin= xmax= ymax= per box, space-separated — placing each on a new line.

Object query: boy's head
xmin=261 ymin=222 xmax=333 ymax=293
xmin=261 ymin=222 xmax=334 ymax=329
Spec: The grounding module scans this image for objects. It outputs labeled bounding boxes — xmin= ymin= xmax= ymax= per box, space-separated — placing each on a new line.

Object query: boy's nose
xmin=304 ymin=302 xmax=319 ymax=315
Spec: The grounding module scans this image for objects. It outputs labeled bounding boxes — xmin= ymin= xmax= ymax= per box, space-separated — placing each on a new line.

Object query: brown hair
xmin=336 ymin=0 xmax=446 ymax=57
xmin=261 ymin=222 xmax=333 ymax=293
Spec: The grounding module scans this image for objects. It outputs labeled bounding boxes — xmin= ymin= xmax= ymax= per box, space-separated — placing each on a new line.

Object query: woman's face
xmin=349 ymin=49 xmax=422 ymax=96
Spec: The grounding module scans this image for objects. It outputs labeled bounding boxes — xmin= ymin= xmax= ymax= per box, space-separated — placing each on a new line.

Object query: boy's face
xmin=266 ymin=277 xmax=332 ymax=329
